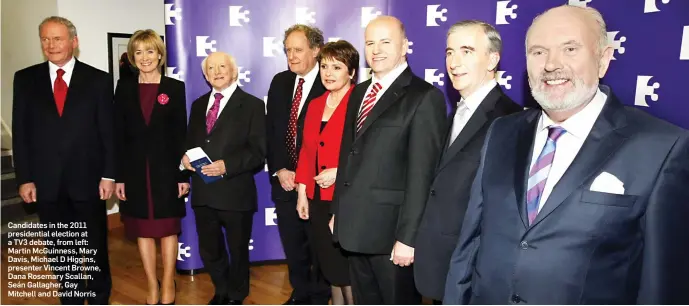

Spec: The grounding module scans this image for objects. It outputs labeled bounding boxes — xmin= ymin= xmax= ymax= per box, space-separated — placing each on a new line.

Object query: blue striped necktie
xmin=526 ymin=126 xmax=567 ymax=225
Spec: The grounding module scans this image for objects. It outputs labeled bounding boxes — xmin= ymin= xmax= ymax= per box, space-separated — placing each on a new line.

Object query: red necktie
xmin=356 ymin=82 xmax=382 ymax=132
xmin=286 ymin=78 xmax=305 ymax=167
xmin=54 ymin=68 xmax=68 ymax=116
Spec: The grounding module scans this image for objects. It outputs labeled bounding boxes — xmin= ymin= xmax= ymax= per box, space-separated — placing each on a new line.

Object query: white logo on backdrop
xmin=424 ymin=69 xmax=445 ymax=86
xmin=263 ymin=37 xmax=283 ymax=57
xmin=237 ymin=67 xmax=251 ymax=87
xmin=567 ymin=0 xmax=593 ymax=7
xmin=644 ymin=0 xmax=670 ymax=13
xmin=177 ymin=243 xmax=191 ymax=261
xmin=196 ymin=36 xmax=217 ymax=57
xmin=296 ymin=7 xmax=316 ymax=24
xmin=497 ymin=71 xmax=512 ymax=90
xmin=229 ymin=6 xmax=250 ymax=27
xmin=607 ymin=31 xmax=626 ymax=60
xmin=496 ymin=0 xmax=518 ymax=25
xmin=265 ymin=208 xmax=278 ymax=226
xmin=166 ymin=67 xmax=185 ymax=81
xmin=634 ymin=76 xmax=660 ymax=107
xmin=680 ymin=26 xmax=689 ymax=60
xmin=165 ymin=4 xmax=182 ymax=25
xmin=361 ymin=7 xmax=383 ymax=28
xmin=426 ymin=5 xmax=448 ymax=27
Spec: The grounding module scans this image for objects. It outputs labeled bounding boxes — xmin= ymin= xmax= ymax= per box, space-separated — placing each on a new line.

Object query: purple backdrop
xmin=164 ymin=0 xmax=689 ymax=270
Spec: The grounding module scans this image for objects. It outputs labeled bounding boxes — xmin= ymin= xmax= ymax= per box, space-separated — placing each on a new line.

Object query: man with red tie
xmin=266 ymin=24 xmax=329 ymax=304
xmin=331 ymin=16 xmax=448 ymax=304
xmin=12 ymin=16 xmax=115 ymax=304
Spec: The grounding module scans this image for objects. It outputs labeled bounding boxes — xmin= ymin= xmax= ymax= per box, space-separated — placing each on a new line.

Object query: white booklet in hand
xmin=184 ymin=147 xmax=222 ymax=184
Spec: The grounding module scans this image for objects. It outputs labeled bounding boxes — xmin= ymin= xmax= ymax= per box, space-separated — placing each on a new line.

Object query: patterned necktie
xmin=526 ymin=126 xmax=567 ymax=225
xmin=286 ymin=78 xmax=305 ymax=167
xmin=54 ymin=68 xmax=68 ymax=116
xmin=449 ymin=99 xmax=469 ymax=146
xmin=356 ymin=82 xmax=382 ymax=132
xmin=206 ymin=92 xmax=223 ymax=134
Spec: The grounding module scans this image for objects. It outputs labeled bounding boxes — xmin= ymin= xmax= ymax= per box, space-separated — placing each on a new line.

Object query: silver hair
xmin=201 ymin=52 xmax=239 ymax=82
xmin=39 ymin=16 xmax=78 ymax=39
xmin=525 ymin=5 xmax=609 ymax=55
xmin=447 ymin=20 xmax=502 ymax=55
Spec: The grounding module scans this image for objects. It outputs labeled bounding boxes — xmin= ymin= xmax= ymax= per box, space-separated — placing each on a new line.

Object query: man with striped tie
xmin=331 ymin=15 xmax=448 ymax=304
xmin=444 ymin=4 xmax=689 ymax=305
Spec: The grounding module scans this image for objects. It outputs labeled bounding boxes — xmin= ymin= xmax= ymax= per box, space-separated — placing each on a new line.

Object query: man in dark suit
xmin=444 ymin=5 xmax=689 ymax=304
xmin=12 ymin=16 xmax=114 ymax=305
xmin=331 ymin=16 xmax=448 ymax=304
xmin=414 ymin=20 xmax=522 ymax=303
xmin=265 ymin=24 xmax=329 ymax=305
xmin=181 ymin=51 xmax=266 ymax=305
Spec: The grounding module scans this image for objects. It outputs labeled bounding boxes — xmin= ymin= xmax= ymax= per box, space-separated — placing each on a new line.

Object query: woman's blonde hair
xmin=127 ymin=29 xmax=166 ymax=69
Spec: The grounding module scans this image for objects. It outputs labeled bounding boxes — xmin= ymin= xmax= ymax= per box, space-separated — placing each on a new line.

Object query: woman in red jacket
xmin=295 ymin=40 xmax=359 ymax=305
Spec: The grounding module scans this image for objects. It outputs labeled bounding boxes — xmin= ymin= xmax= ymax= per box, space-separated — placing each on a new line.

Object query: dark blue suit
xmin=444 ymin=85 xmax=689 ymax=304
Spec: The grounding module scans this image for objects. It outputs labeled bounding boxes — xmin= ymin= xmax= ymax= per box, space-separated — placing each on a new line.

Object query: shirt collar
xmin=460 ymin=79 xmax=498 ymax=112
xmin=212 ymin=81 xmax=238 ymax=99
xmin=48 ymin=56 xmax=76 ymax=74
xmin=538 ymin=87 xmax=608 ymax=140
xmin=371 ymin=61 xmax=409 ymax=89
xmin=298 ymin=63 xmax=319 ymax=84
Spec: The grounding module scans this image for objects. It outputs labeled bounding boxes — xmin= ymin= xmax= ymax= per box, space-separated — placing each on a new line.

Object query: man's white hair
xmin=201 ymin=52 xmax=238 ymax=81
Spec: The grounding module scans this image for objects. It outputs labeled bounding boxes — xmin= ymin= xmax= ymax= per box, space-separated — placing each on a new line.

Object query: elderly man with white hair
xmin=444 ymin=4 xmax=689 ymax=304
xmin=181 ymin=51 xmax=266 ymax=305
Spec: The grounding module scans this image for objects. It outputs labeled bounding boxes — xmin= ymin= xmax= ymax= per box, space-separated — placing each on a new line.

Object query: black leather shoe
xmin=228 ymin=299 xmax=243 ymax=305
xmin=283 ymin=298 xmax=309 ymax=305
xmin=208 ymin=295 xmax=230 ymax=305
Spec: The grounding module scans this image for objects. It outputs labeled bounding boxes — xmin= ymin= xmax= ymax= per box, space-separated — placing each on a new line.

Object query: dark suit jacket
xmin=185 ymin=87 xmax=266 ymax=211
xmin=414 ymin=85 xmax=522 ymax=300
xmin=114 ymin=75 xmax=187 ymax=219
xmin=444 ymin=85 xmax=689 ymax=304
xmin=266 ymin=69 xmax=326 ymax=202
xmin=12 ymin=59 xmax=115 ymax=203
xmin=295 ymin=87 xmax=353 ymax=201
xmin=332 ymin=66 xmax=448 ymax=254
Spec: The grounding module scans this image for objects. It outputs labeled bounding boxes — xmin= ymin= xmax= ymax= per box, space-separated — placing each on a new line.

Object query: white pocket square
xmin=589 ymin=172 xmax=625 ymax=195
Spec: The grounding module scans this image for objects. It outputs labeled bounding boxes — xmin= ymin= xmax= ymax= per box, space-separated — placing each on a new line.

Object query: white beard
xmin=530 ymin=76 xmax=597 ymax=112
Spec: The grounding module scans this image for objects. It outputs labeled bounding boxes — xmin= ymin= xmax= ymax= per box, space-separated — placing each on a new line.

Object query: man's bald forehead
xmin=207 ymin=52 xmax=231 ymax=63
xmin=367 ymin=15 xmax=406 ymax=38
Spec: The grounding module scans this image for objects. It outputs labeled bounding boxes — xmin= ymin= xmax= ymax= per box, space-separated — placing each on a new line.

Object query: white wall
xmin=56 ymin=0 xmax=165 ymax=74
xmin=1 ymin=0 xmax=58 ymax=132
xmin=1 ymin=0 xmax=165 ymax=214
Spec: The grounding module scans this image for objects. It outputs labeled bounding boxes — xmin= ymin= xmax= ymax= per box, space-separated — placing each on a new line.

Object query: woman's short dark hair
xmin=317 ymin=40 xmax=359 ymax=82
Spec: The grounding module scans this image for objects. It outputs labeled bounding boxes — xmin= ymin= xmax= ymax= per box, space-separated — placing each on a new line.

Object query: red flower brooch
xmin=157 ymin=93 xmax=169 ymax=105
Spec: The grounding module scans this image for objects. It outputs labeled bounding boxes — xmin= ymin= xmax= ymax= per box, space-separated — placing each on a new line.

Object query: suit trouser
xmin=37 ymin=188 xmax=112 ymax=305
xmin=348 ymin=252 xmax=421 ymax=305
xmin=275 ymin=196 xmax=330 ymax=302
xmin=194 ymin=206 xmax=254 ymax=301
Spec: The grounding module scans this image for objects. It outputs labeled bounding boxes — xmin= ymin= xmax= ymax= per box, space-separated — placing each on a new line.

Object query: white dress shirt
xmin=358 ymin=61 xmax=409 ymax=114
xmin=449 ymin=79 xmax=498 ymax=145
xmin=207 ymin=82 xmax=238 ymax=117
xmin=293 ymin=64 xmax=320 ymax=117
xmin=48 ymin=56 xmax=76 ymax=90
xmin=178 ymin=83 xmax=238 ymax=172
xmin=49 ymin=57 xmax=114 ymax=182
xmin=529 ymin=88 xmax=607 ymax=212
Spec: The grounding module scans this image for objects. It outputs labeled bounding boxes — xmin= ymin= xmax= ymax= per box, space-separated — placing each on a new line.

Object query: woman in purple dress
xmin=114 ymin=29 xmax=188 ymax=305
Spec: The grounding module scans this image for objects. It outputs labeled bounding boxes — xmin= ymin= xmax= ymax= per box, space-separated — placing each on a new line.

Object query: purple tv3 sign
xmin=165 ymin=0 xmax=689 ymax=272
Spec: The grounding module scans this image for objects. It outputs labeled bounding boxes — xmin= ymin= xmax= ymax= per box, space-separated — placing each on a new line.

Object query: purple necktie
xmin=526 ymin=126 xmax=567 ymax=225
xmin=206 ymin=93 xmax=223 ymax=134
